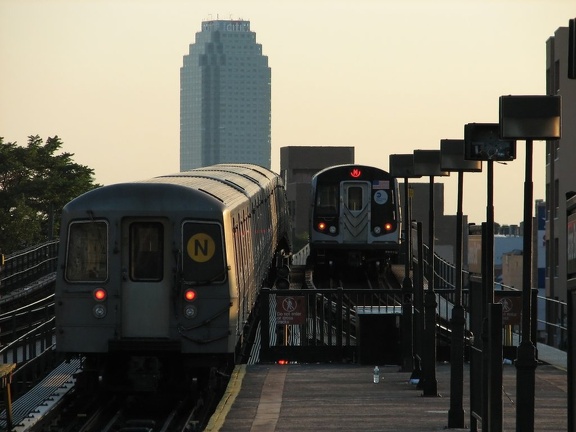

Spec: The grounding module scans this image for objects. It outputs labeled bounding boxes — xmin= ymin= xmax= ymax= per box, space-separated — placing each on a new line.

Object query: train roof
xmin=312 ymin=164 xmax=392 ymax=180
xmin=62 ymin=164 xmax=283 ymax=217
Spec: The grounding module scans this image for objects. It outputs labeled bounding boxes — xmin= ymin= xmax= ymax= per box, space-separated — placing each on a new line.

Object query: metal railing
xmin=422 ymin=242 xmax=568 ymax=351
xmin=259 ymin=287 xmax=404 ymax=364
xmin=0 ymin=294 xmax=55 ymax=363
xmin=0 ymin=294 xmax=58 ymax=402
xmin=0 ymin=240 xmax=59 ymax=297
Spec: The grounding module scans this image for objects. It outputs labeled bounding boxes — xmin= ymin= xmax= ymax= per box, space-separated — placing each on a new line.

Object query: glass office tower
xmin=180 ymin=20 xmax=271 ymax=170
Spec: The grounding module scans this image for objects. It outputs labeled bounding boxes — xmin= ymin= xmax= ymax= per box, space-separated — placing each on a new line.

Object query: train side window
xmin=130 ymin=222 xmax=164 ymax=281
xmin=65 ymin=221 xmax=108 ymax=282
xmin=347 ymin=186 xmax=363 ymax=211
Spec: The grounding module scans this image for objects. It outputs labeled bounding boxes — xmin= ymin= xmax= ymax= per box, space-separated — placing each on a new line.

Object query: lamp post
xmin=440 ymin=139 xmax=482 ymax=428
xmin=413 ymin=149 xmax=449 ymax=397
xmin=390 ymin=154 xmax=421 ymax=374
xmin=465 ymin=122 xmax=516 ymax=431
xmin=499 ymin=95 xmax=561 ymax=432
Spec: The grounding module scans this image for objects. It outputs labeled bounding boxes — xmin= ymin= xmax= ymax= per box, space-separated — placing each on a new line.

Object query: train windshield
xmin=315 ymin=184 xmax=339 ymax=215
xmin=130 ymin=222 xmax=164 ymax=281
xmin=65 ymin=221 xmax=108 ymax=282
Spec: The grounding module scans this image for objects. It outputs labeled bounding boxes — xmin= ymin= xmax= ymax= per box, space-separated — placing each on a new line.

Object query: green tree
xmin=0 ymin=135 xmax=100 ymax=253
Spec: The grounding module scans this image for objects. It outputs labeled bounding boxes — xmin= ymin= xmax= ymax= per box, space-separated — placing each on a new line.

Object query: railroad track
xmin=6 ymin=363 xmax=231 ymax=432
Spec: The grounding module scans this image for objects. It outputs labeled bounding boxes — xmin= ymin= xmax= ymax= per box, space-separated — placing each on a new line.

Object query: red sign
xmin=495 ymin=292 xmax=522 ymax=326
xmin=276 ymin=296 xmax=306 ymax=325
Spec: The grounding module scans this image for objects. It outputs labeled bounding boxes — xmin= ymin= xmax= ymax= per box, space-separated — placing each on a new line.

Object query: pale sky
xmin=1 ymin=0 xmax=574 ymax=225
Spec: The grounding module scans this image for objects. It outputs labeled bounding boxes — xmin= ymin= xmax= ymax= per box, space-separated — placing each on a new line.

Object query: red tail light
xmin=184 ymin=289 xmax=197 ymax=302
xmin=93 ymin=288 xmax=107 ymax=301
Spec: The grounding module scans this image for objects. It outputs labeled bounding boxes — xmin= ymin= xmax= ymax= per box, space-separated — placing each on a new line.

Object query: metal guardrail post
xmin=260 ymin=288 xmax=271 ymax=363
xmin=488 ymin=302 xmax=503 ymax=432
xmin=412 ymin=222 xmax=424 ymax=382
xmin=1 ymin=364 xmax=16 ymax=431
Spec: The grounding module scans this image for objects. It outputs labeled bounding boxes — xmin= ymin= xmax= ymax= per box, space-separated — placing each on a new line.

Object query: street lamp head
xmin=499 ymin=95 xmax=561 ymax=140
xmin=440 ymin=139 xmax=482 ymax=172
xmin=389 ymin=154 xmax=421 ymax=178
xmin=464 ymin=123 xmax=516 ymax=161
xmin=413 ymin=150 xmax=450 ymax=177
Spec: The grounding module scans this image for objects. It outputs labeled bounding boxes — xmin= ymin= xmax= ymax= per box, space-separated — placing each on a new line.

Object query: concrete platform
xmin=206 ymin=361 xmax=567 ymax=431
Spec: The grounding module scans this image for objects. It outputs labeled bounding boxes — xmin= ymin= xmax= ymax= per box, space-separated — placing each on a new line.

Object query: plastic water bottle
xmin=373 ymin=366 xmax=380 ymax=383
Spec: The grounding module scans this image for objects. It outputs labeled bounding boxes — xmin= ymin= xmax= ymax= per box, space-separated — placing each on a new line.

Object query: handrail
xmin=421 ymin=242 xmax=568 ymax=350
xmin=0 ymin=240 xmax=59 ymax=296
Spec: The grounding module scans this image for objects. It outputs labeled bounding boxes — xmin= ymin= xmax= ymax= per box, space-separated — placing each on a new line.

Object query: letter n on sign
xmin=276 ymin=296 xmax=306 ymax=325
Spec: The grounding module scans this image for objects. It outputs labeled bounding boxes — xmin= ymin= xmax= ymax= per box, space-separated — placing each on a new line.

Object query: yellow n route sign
xmin=187 ymin=233 xmax=216 ymax=263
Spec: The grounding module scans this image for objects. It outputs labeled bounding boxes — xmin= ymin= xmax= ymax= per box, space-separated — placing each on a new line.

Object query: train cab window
xmin=182 ymin=221 xmax=226 ymax=284
xmin=65 ymin=221 xmax=108 ymax=282
xmin=347 ymin=186 xmax=363 ymax=211
xmin=130 ymin=222 xmax=164 ymax=281
xmin=315 ymin=184 xmax=338 ymax=215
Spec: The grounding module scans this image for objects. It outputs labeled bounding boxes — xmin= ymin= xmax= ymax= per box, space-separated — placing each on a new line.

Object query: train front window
xmin=65 ymin=221 xmax=108 ymax=282
xmin=182 ymin=221 xmax=226 ymax=284
xmin=347 ymin=186 xmax=363 ymax=211
xmin=315 ymin=184 xmax=338 ymax=215
xmin=130 ymin=222 xmax=164 ymax=281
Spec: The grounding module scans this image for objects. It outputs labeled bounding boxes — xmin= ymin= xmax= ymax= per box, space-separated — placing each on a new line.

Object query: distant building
xmin=180 ymin=20 xmax=271 ymax=170
xmin=502 ymin=249 xmax=523 ymax=290
xmin=402 ymin=182 xmax=468 ymax=267
xmin=280 ymin=146 xmax=354 ymax=251
xmin=545 ymin=27 xmax=576 ymax=303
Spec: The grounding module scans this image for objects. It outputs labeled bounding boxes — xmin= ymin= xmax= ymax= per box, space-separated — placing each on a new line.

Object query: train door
xmin=121 ymin=218 xmax=171 ymax=338
xmin=340 ymin=181 xmax=370 ymax=243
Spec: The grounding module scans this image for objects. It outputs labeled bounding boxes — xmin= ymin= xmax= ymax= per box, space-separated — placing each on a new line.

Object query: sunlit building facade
xmin=545 ymin=27 xmax=576 ymax=304
xmin=180 ymin=20 xmax=271 ymax=170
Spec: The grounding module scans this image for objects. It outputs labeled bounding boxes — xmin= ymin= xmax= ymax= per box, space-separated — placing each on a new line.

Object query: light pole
xmin=465 ymin=122 xmax=516 ymax=431
xmin=390 ymin=154 xmax=421 ymax=374
xmin=440 ymin=139 xmax=482 ymax=428
xmin=413 ymin=149 xmax=449 ymax=397
xmin=499 ymin=95 xmax=561 ymax=432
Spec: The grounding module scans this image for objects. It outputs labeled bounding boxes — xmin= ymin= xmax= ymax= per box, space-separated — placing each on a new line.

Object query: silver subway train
xmin=55 ymin=164 xmax=291 ymax=391
xmin=308 ymin=164 xmax=401 ymax=275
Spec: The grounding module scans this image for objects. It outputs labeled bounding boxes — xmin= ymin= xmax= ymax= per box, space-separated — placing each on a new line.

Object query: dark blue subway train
xmin=55 ymin=164 xmax=291 ymax=391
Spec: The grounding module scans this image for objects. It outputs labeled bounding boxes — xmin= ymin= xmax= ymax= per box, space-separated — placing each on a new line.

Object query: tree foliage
xmin=0 ymin=135 xmax=100 ymax=253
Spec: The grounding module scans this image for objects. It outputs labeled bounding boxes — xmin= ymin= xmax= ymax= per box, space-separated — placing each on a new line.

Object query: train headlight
xmin=329 ymin=225 xmax=337 ymax=234
xmin=184 ymin=305 xmax=197 ymax=319
xmin=373 ymin=226 xmax=382 ymax=235
xmin=317 ymin=222 xmax=327 ymax=231
xmin=93 ymin=304 xmax=107 ymax=319
xmin=93 ymin=288 xmax=107 ymax=301
xmin=384 ymin=223 xmax=393 ymax=231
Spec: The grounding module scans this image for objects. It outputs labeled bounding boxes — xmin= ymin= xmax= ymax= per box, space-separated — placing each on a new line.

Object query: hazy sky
xmin=1 ymin=0 xmax=574 ymax=225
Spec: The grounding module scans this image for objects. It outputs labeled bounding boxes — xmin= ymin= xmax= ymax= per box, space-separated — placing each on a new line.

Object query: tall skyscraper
xmin=180 ymin=20 xmax=271 ymax=170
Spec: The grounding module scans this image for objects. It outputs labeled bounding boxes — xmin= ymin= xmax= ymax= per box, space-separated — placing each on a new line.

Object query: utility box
xmin=356 ymin=306 xmax=402 ymax=365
